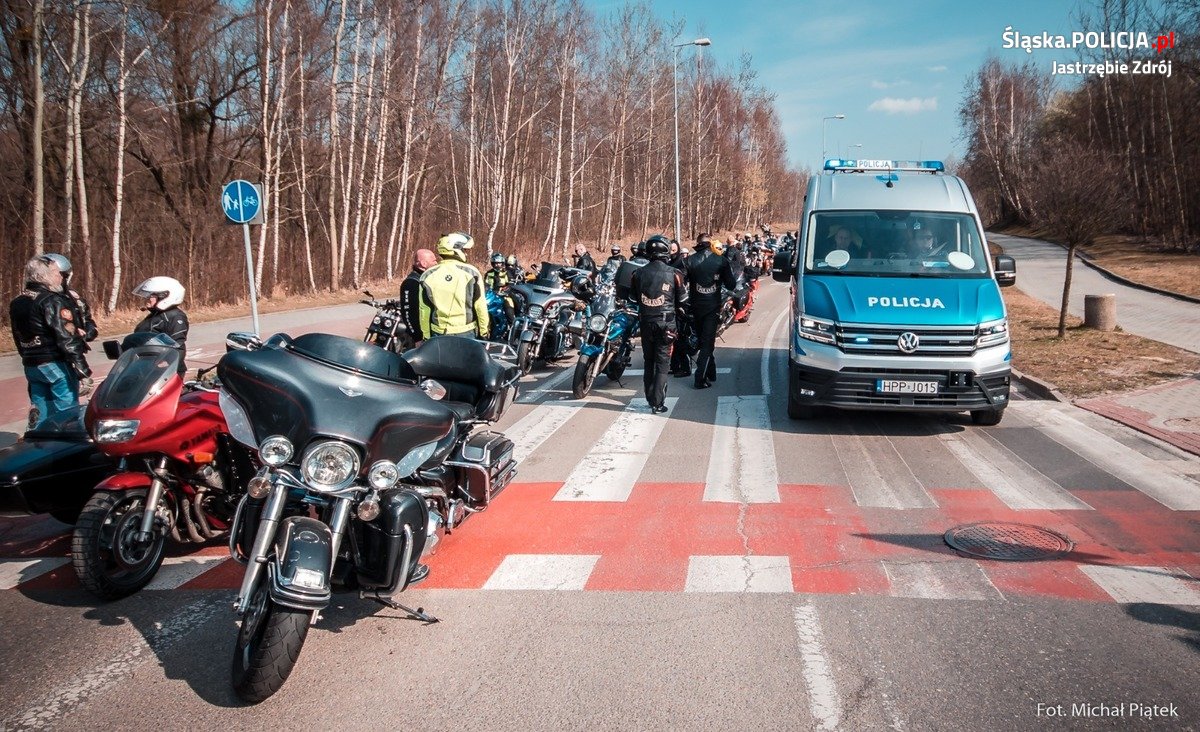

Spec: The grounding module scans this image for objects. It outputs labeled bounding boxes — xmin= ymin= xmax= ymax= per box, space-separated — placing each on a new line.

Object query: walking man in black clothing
xmin=668 ymin=240 xmax=692 ymax=377
xmin=685 ymin=233 xmax=737 ymax=389
xmin=400 ymin=248 xmax=437 ymax=346
xmin=630 ymin=234 xmax=687 ymax=414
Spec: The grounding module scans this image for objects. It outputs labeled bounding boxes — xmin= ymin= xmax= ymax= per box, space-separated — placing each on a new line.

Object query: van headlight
xmin=977 ymin=318 xmax=1009 ymax=348
xmin=94 ymin=419 xmax=140 ymax=443
xmin=589 ymin=314 xmax=609 ymax=333
xmin=798 ymin=316 xmax=836 ymax=345
xmin=300 ymin=441 xmax=360 ymax=492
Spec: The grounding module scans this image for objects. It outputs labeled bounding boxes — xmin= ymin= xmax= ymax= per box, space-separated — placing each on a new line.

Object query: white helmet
xmin=133 ymin=276 xmax=185 ymax=310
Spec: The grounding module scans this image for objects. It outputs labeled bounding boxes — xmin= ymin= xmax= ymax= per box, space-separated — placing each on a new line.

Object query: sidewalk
xmin=991 ymin=232 xmax=1200 ymax=457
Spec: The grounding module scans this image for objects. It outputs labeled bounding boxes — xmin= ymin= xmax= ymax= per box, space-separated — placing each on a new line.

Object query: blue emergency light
xmin=823 ymin=159 xmax=945 ymax=173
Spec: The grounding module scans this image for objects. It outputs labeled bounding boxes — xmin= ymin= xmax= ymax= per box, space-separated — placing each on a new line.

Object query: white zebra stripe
xmin=554 ymin=398 xmax=678 ymax=501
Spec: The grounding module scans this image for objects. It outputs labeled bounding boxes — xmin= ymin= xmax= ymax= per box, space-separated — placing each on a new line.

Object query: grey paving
xmin=990 ymin=232 xmax=1200 ymax=353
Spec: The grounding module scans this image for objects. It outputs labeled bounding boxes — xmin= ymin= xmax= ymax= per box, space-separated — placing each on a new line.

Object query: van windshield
xmin=805 ymin=211 xmax=989 ymax=277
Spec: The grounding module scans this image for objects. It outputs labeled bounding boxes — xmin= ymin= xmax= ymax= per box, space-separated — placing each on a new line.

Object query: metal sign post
xmin=221 ymin=179 xmax=264 ymax=336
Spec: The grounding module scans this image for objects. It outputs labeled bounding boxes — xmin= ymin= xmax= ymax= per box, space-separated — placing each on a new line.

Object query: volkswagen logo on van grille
xmin=896 ymin=332 xmax=920 ymax=354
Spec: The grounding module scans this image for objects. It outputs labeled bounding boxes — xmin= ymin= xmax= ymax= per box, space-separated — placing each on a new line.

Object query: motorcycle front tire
xmin=572 ymin=354 xmax=598 ymax=399
xmin=517 ymin=340 xmax=534 ymax=374
xmin=72 ymin=489 xmax=167 ymax=601
xmin=231 ymin=581 xmax=312 ymax=704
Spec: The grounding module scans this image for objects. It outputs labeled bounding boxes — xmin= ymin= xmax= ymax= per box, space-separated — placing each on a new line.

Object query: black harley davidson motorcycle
xmin=508 ymin=262 xmax=589 ymax=373
xmin=361 ymin=290 xmax=413 ymax=353
xmin=218 ymin=332 xmax=520 ymax=703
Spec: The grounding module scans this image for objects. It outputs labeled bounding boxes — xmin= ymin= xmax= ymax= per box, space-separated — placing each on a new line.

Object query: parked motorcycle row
xmin=0 ymin=245 xmax=765 ymax=704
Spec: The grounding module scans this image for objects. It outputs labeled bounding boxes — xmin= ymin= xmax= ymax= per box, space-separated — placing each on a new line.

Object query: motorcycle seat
xmin=402 ymin=336 xmax=520 ymax=393
xmin=443 ymin=400 xmax=477 ymax=424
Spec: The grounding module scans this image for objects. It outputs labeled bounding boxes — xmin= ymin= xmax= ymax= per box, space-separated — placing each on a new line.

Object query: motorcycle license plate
xmin=876 ymin=379 xmax=938 ymax=395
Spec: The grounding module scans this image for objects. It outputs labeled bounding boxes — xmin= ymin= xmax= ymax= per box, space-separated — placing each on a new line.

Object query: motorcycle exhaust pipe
xmin=178 ymin=496 xmax=206 ymax=543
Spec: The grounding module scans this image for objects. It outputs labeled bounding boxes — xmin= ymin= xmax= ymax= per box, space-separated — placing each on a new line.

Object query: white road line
xmin=705 ymin=395 xmax=780 ymax=503
xmin=938 ymin=431 xmax=1092 ymax=510
xmin=762 ymin=308 xmax=789 ymax=395
xmin=7 ymin=596 xmax=226 ymax=730
xmin=684 ymin=555 xmax=794 ymax=593
xmin=1079 ymin=565 xmax=1200 ymax=605
xmin=143 ymin=555 xmax=227 ymax=590
xmin=1026 ymin=406 xmax=1200 ymax=510
xmin=882 ymin=560 xmax=1002 ymax=601
xmin=516 ymin=368 xmax=575 ymax=403
xmin=0 ymin=557 xmax=69 ymax=590
xmin=554 ymin=398 xmax=678 ymax=501
xmin=624 ymin=368 xmax=731 ymax=376
xmin=482 ymin=554 xmax=600 ymax=590
xmin=792 ymin=604 xmax=842 ymax=732
xmin=507 ymin=399 xmax=585 ymax=464
xmin=832 ymin=425 xmax=937 ymax=509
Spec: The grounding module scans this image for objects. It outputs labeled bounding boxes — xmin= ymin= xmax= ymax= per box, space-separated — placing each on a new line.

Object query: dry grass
xmin=997 ymin=224 xmax=1200 ymax=298
xmin=1004 ymin=287 xmax=1200 ymax=398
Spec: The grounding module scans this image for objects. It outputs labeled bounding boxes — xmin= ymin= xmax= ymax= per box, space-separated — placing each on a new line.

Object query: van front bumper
xmin=789 ymin=341 xmax=1011 ymax=412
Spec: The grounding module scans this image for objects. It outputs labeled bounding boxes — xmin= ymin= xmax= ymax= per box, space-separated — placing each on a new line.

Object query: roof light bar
xmin=823 ymin=159 xmax=945 ymax=173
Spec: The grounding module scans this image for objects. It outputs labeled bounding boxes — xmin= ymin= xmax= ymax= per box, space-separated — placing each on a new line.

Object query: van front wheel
xmin=970 ymin=408 xmax=1005 ymax=426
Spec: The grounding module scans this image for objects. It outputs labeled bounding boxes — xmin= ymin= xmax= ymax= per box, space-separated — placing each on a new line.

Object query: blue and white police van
xmin=773 ymin=159 xmax=1018 ymax=425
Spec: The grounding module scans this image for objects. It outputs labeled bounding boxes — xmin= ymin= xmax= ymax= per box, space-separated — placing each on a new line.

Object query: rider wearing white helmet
xmin=132 ymin=276 xmax=190 ymax=373
xmin=417 ymin=232 xmax=489 ymax=339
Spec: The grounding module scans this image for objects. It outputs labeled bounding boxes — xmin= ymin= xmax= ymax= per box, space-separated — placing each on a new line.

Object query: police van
xmin=773 ymin=159 xmax=1017 ymax=425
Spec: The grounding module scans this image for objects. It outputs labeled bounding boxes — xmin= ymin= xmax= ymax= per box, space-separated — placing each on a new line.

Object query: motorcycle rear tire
xmin=517 ymin=340 xmax=534 ymax=374
xmin=572 ymin=355 xmax=597 ymax=399
xmin=71 ymin=489 xmax=167 ymax=601
xmin=231 ymin=581 xmax=312 ymax=704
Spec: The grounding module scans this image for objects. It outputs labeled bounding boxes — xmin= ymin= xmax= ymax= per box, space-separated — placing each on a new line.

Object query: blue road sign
xmin=221 ymin=179 xmax=261 ymax=224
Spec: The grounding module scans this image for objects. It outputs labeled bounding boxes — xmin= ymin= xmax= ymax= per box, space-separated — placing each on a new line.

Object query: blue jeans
xmin=25 ymin=362 xmax=79 ymax=428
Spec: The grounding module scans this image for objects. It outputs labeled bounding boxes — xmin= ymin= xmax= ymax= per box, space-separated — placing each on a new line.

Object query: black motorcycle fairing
xmin=268 ymin=516 xmax=333 ymax=610
xmin=0 ymin=435 xmax=115 ymax=518
xmin=350 ymin=488 xmax=428 ymax=594
xmin=218 ymin=337 xmax=455 ymax=465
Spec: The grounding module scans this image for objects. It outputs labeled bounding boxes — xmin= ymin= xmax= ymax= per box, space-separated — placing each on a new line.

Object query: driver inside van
xmin=907 ymin=220 xmax=949 ymax=258
xmin=830 ymin=225 xmax=870 ymax=259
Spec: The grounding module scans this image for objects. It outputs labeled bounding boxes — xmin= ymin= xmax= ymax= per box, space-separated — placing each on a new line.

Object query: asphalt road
xmin=1 ymin=280 xmax=1199 ymax=731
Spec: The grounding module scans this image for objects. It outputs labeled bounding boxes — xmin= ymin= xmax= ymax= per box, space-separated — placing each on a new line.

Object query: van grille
xmin=836 ymin=323 xmax=977 ymax=357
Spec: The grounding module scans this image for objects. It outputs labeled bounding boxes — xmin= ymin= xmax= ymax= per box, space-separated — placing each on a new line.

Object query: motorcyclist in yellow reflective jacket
xmin=419 ymin=232 xmax=490 ymax=339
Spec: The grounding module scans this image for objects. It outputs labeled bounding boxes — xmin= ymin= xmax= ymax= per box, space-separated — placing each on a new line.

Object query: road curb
xmin=1011 ymin=367 xmax=1066 ymax=402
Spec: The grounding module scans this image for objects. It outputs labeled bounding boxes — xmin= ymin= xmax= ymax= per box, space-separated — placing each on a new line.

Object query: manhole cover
xmin=944 ymin=522 xmax=1073 ymax=561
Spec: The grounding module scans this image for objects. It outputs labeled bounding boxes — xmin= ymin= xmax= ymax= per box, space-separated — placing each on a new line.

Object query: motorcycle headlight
xmin=976 ymin=318 xmax=1009 ymax=348
xmin=93 ymin=419 xmax=139 ymax=444
xmin=798 ymin=316 xmax=836 ymax=345
xmin=589 ymin=314 xmax=608 ymax=333
xmin=300 ymin=441 xmax=361 ymax=492
xmin=383 ymin=318 xmax=394 ymax=328
xmin=367 ymin=460 xmax=400 ymax=490
xmin=395 ymin=441 xmax=438 ymax=478
xmin=528 ymin=304 xmax=544 ymax=319
xmin=259 ymin=435 xmax=294 ymax=467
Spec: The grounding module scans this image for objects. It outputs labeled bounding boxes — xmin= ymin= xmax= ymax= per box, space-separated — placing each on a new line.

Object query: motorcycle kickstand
xmin=363 ymin=591 xmax=440 ymax=624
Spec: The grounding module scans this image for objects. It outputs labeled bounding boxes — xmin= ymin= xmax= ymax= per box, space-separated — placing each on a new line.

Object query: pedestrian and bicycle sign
xmin=221 ymin=179 xmax=263 ymax=225
xmin=221 ymin=179 xmax=263 ymax=335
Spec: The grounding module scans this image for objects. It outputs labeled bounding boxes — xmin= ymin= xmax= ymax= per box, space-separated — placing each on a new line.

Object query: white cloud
xmin=868 ymin=96 xmax=939 ymax=114
xmin=870 ymin=79 xmax=910 ymax=89
xmin=928 ymin=65 xmax=948 ymax=72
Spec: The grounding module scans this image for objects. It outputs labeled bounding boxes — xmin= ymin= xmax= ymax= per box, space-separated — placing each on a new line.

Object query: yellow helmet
xmin=436 ymin=232 xmax=474 ymax=260
xmin=711 ymin=239 xmax=725 ymax=255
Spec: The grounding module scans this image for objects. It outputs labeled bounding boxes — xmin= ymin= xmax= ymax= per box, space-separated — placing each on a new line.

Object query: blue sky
xmin=585 ymin=0 xmax=1160 ymax=170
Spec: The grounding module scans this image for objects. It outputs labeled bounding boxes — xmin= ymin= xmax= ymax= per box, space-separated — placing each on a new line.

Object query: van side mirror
xmin=993 ymin=255 xmax=1016 ymax=287
xmin=225 ymin=332 xmax=263 ymax=352
xmin=102 ymin=340 xmax=121 ymax=360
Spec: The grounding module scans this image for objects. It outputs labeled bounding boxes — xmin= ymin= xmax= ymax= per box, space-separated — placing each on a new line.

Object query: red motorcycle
xmin=733 ymin=277 xmax=760 ymax=323
xmin=72 ymin=332 xmax=254 ymax=600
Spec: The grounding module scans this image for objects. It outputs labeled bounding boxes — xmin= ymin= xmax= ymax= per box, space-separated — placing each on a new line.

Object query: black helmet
xmin=490 ymin=252 xmax=504 ymax=265
xmin=644 ymin=234 xmax=671 ymax=261
xmin=632 ymin=241 xmax=645 ymax=258
xmin=569 ymin=274 xmax=595 ymax=302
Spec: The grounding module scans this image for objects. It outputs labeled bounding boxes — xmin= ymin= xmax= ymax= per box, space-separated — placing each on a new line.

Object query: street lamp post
xmin=673 ymin=37 xmax=711 ymax=244
xmin=821 ymin=114 xmax=845 ymax=162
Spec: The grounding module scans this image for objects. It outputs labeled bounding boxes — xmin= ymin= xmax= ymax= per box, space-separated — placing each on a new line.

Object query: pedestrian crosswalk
xmin=3 ymin=369 xmax=1200 ymax=607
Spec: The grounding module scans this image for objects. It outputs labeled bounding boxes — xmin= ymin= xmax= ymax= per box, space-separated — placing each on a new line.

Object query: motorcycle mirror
xmin=225 ymin=331 xmax=264 ymax=352
xmin=363 ymin=289 xmax=375 ymax=298
xmin=102 ymin=340 xmax=121 ymax=360
xmin=420 ymin=378 xmax=447 ymax=401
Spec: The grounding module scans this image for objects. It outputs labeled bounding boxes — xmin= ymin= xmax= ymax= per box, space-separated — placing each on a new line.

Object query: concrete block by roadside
xmin=1011 ymin=367 xmax=1066 ymax=402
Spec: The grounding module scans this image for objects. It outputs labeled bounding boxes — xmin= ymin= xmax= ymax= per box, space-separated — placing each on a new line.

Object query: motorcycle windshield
xmin=218 ymin=333 xmax=455 ymax=464
xmin=91 ymin=344 xmax=181 ymax=411
xmin=533 ymin=262 xmax=566 ymax=286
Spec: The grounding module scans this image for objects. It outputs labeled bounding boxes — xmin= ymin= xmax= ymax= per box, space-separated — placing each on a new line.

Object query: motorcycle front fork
xmin=136 ymin=456 xmax=171 ymax=543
